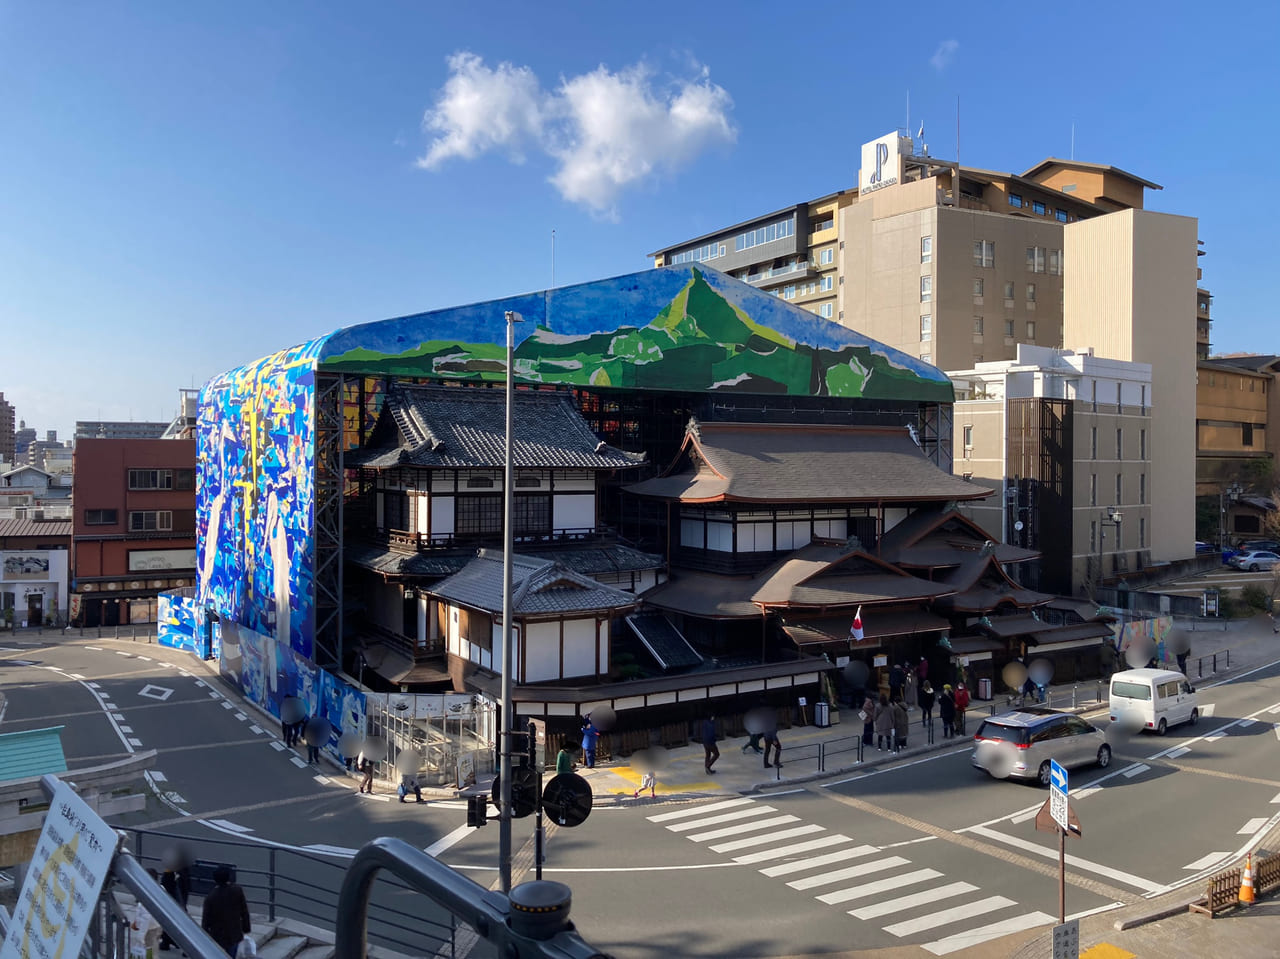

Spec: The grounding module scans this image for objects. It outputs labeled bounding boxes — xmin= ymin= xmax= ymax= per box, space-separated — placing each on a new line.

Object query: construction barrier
xmin=1190 ymin=867 xmax=1241 ymax=918
xmin=1256 ymin=851 xmax=1280 ymax=896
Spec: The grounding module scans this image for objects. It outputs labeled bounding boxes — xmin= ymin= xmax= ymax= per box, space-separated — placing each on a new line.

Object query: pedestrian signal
xmin=466 ymin=795 xmax=488 ymax=828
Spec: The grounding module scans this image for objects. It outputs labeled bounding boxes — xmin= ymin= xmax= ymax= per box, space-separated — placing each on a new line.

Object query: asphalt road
xmin=6 ymin=634 xmax=1280 ymax=958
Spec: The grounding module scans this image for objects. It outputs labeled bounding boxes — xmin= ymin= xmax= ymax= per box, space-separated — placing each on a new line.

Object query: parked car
xmin=1194 ymin=541 xmax=1218 ymax=554
xmin=971 ymin=708 xmax=1110 ymax=785
xmin=1227 ymin=550 xmax=1280 ymax=571
xmin=1239 ymin=539 xmax=1280 ymax=553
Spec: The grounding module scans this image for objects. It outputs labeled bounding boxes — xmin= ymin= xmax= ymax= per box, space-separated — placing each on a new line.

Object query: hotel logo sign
xmin=859 ymin=132 xmax=908 ymax=196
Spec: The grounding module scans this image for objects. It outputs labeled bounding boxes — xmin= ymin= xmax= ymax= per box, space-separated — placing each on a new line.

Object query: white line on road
xmin=817 ymin=868 xmax=941 ymax=905
xmin=250 ymin=725 xmax=263 ymax=735
xmin=1065 ymin=902 xmax=1126 ymax=923
xmin=128 ymin=738 xmax=142 ymax=747
xmin=1274 ymin=724 xmax=1280 ymax=742
xmin=966 ymin=825 xmax=1162 ymax=893
xmin=758 ymin=845 xmax=878 ymax=878
xmin=1269 ymin=705 xmax=1280 ymax=715
xmin=921 ymin=911 xmax=1056 ymax=956
xmin=425 ymin=824 xmax=475 ymax=858
xmin=849 ymin=881 xmax=977 ymax=920
xmin=667 ymin=807 xmax=777 ymax=832
xmin=1166 ymin=746 xmax=1191 ymax=759
xmin=786 ymin=856 xmax=908 ymax=891
xmin=878 ymin=835 xmax=939 ymax=849
xmin=234 ymin=713 xmax=247 ymax=721
xmin=884 ymin=895 xmax=1014 ymax=938
xmin=1073 ymin=786 xmax=1102 ymax=800
xmin=687 ymin=815 xmax=798 ymax=842
xmin=115 ymin=651 xmax=131 ymax=657
xmin=314 ymin=776 xmax=331 ymax=785
xmin=289 ymin=756 xmax=307 ymax=768
xmin=305 ymin=844 xmax=358 ymax=856
xmin=647 ymin=798 xmax=756 ymax=823
xmin=220 ymin=701 xmax=233 ymax=710
xmin=1272 ymin=793 xmax=1280 ymax=804
xmin=119 ymin=725 xmax=133 ymax=733
xmin=269 ymin=741 xmax=286 ymax=752
xmin=86 ymin=682 xmax=101 ymax=688
xmin=1238 ymin=818 xmax=1268 ymax=835
xmin=201 ymin=819 xmax=253 ymax=833
xmin=137 ymin=656 xmax=152 ymax=661
xmin=1239 ymin=718 xmax=1256 ymax=728
xmin=112 ymin=713 xmax=124 ymax=720
xmin=1184 ymin=852 xmax=1231 ymax=870
xmin=103 ymin=702 xmax=117 ymax=710
xmin=68 ymin=673 xmax=86 ymax=680
xmin=150 ymin=771 xmax=167 ymax=782
xmin=1010 ymin=808 xmax=1039 ymax=825
xmin=733 ymin=834 xmax=853 ymax=864
xmin=194 ymin=680 xmax=206 ymax=687
xmin=1122 ymin=763 xmax=1150 ymax=778
xmin=824 ymin=746 xmax=973 ymax=787
xmin=84 ymin=646 xmax=101 ymax=651
xmin=709 ymin=825 xmax=823 ymax=854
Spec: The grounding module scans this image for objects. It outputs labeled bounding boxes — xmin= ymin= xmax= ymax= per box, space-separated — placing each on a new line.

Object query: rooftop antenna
xmin=905 ymin=90 xmax=910 ymax=136
xmin=1071 ymin=122 xmax=1075 ymax=161
xmin=955 ymin=95 xmax=960 ymax=167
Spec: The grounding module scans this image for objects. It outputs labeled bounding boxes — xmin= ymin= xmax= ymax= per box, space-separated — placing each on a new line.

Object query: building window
xmin=921 ymin=236 xmax=932 ymax=263
xmin=973 ymin=240 xmax=995 ymax=268
xmin=920 ymin=352 xmax=932 ymax=364
xmin=920 ymin=314 xmax=932 ymax=341
xmin=1090 ymin=473 xmax=1097 ymax=506
xmin=963 ymin=425 xmax=973 ymax=448
xmin=1027 ymin=247 xmax=1046 ymax=273
xmin=1090 ymin=427 xmax=1097 ymax=459
xmin=1139 ymin=516 xmax=1146 ymax=549
xmin=1140 ymin=384 xmax=1147 ymax=411
xmin=1004 ymin=281 xmax=1015 ymax=300
xmin=1243 ymin=423 xmax=1255 ymax=446
xmin=818 ymin=303 xmax=834 ymax=318
xmin=1032 ymin=200 xmax=1046 ymax=215
xmin=920 ymin=276 xmax=932 ymax=302
xmin=129 ymin=510 xmax=173 ymax=532
xmin=973 ymin=278 xmax=984 ymax=297
xmin=1116 ymin=382 xmax=1123 ymax=411
xmin=85 ymin=509 xmax=118 ymax=526
xmin=512 ymin=493 xmax=553 ymax=536
xmin=128 ymin=469 xmax=175 ymax=490
xmin=734 ymin=216 xmax=794 ymax=253
xmin=1140 ymin=429 xmax=1147 ymax=459
xmin=1009 ymin=193 xmax=1023 ymax=208
xmin=1026 ymin=283 xmax=1037 ymax=303
xmin=1115 ymin=474 xmax=1123 ymax=504
xmin=1005 ymin=319 xmax=1015 ymax=337
xmin=466 ymin=476 xmax=495 ymax=489
xmin=671 ymin=241 xmax=724 ymax=265
xmin=1091 ymin=380 xmax=1098 ymax=411
xmin=820 ymin=275 xmax=833 ymax=292
xmin=1140 ymin=473 xmax=1146 ymax=504
xmin=973 ymin=316 xmax=984 ymax=335
xmin=1116 ymin=428 xmax=1123 ymax=459
xmin=1048 ymin=249 xmax=1062 ymax=275
xmin=1056 ymin=208 xmax=1068 ymax=223
xmin=1089 ymin=520 xmax=1097 ymax=552
xmin=819 ymin=248 xmax=835 ymax=265
xmin=1026 ymin=320 xmax=1036 ymax=339
xmin=783 ymin=284 xmax=795 ymax=299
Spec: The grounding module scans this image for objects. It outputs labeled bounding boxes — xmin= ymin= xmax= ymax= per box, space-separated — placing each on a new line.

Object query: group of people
xmin=132 ymin=850 xmax=252 ymax=958
xmin=280 ymin=713 xmax=322 ymax=764
xmin=860 ymin=659 xmax=973 ymax=749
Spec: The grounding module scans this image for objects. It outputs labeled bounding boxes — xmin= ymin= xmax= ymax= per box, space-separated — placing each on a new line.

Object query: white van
xmin=1109 ymin=668 xmax=1199 ymax=735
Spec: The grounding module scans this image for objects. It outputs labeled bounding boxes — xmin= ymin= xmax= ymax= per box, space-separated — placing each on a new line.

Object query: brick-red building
xmin=71 ymin=438 xmax=197 ymax=626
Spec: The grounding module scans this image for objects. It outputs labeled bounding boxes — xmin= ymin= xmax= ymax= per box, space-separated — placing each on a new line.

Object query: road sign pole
xmin=1058 ymin=824 xmax=1066 ymax=925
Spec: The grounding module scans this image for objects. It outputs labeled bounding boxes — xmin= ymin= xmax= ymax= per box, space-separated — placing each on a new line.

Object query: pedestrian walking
xmin=762 ymin=727 xmax=782 ymax=769
xmin=918 ymin=681 xmax=935 ymax=727
xmin=701 ymin=715 xmax=720 ymax=774
xmin=201 ymin=865 xmax=251 ymax=958
xmin=889 ymin=662 xmax=905 ymax=702
xmin=741 ymin=732 xmax=764 ymax=755
xmin=891 ymin=697 xmax=910 ymax=752
xmin=634 ymin=769 xmax=657 ymax=798
xmin=954 ymin=683 xmax=971 ymax=735
xmin=874 ymin=693 xmax=894 ymax=751
xmin=861 ymin=693 xmax=876 ymax=747
xmin=398 ymin=774 xmax=425 ymax=803
xmin=357 ymin=752 xmax=374 ymax=794
xmin=581 ymin=718 xmax=599 ymax=768
xmin=1176 ymin=650 xmax=1190 ymax=675
xmin=938 ymin=685 xmax=957 ymax=739
xmin=555 ymin=746 xmax=576 ymax=774
xmin=158 ymin=849 xmax=191 ymax=952
xmin=132 ymin=868 xmax=164 ymax=958
xmin=916 ymin=656 xmax=929 ymax=685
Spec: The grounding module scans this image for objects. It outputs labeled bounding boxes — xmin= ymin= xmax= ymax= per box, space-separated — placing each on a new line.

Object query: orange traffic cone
xmin=1240 ymin=853 xmax=1256 ymax=905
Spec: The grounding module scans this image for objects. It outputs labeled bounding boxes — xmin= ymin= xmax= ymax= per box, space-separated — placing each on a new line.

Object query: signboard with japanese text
xmin=0 ymin=780 xmax=117 ymax=959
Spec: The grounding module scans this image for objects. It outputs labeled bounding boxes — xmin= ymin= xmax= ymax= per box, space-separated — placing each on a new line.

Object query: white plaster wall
xmin=562 ymin=618 xmax=596 ymax=678
xmin=553 ymin=494 xmax=595 ymax=531
xmin=524 ymin=620 xmax=561 ymax=683
xmin=432 ymin=496 xmax=455 ymax=537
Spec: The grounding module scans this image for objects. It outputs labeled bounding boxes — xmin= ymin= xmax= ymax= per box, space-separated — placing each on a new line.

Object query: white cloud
xmin=418 ymin=53 xmax=736 ymax=217
xmin=930 ymin=39 xmax=959 ymax=72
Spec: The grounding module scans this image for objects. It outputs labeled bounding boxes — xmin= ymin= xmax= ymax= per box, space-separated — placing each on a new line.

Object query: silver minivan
xmin=971 ymin=709 xmax=1111 ymax=785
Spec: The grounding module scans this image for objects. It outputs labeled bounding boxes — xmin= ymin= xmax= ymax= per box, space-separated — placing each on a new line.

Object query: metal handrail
xmin=335 ymin=836 xmax=612 ymax=959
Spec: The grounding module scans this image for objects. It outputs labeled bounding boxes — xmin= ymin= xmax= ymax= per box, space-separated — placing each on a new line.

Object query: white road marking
xmin=220 ymin=701 xmax=233 ymax=710
xmin=786 ymin=856 xmax=909 ymax=891
xmin=305 ymin=843 xmax=358 ymax=856
xmin=1122 ymin=764 xmax=1150 ymax=778
xmin=709 ymin=825 xmax=823 ymax=854
xmin=194 ymin=680 xmax=206 ymax=687
xmin=115 ymin=651 xmax=131 ymax=657
xmin=1010 ymin=808 xmax=1039 ymax=825
xmin=289 ymin=756 xmax=307 ymax=768
xmin=128 ymin=738 xmax=143 ymax=747
xmin=824 ymin=746 xmax=973 ymax=787
xmin=164 ymin=791 xmax=186 ymax=805
xmin=1202 ymin=704 xmax=1217 ymax=718
xmin=922 ymin=911 xmax=1056 ymax=956
xmin=759 ymin=845 xmax=878 ymax=878
xmin=68 ymin=673 xmax=86 ymax=680
xmin=84 ymin=647 xmax=102 ymax=651
xmin=1238 ymin=718 xmax=1255 ymax=728
xmin=250 ymin=725 xmax=263 ymax=735
xmin=314 ymin=776 xmax=332 ymax=785
xmin=119 ymin=725 xmax=133 ymax=734
xmin=884 ymin=895 xmax=1015 ymax=937
xmin=103 ymin=702 xmax=117 ymax=710
xmin=1206 ymin=731 xmax=1227 ymax=741
xmin=817 ymin=868 xmax=942 ymax=905
xmin=136 ymin=656 xmax=152 ymax=662
xmin=1272 ymin=793 xmax=1280 ymax=804
xmin=1273 ymin=724 xmax=1280 ymax=742
xmin=1269 ymin=704 xmax=1280 ymax=715
xmin=967 ymin=825 xmax=1162 ymax=893
xmin=150 ymin=771 xmax=167 ymax=782
xmin=667 ymin=807 xmax=777 ymax=832
xmin=138 ymin=685 xmax=174 ymax=701
xmin=112 ymin=713 xmax=124 ymax=721
xmin=1184 ymin=852 xmax=1231 ymax=870
xmin=1238 ymin=818 xmax=1268 ymax=835
xmin=269 ymin=741 xmax=286 ymax=752
xmin=201 ymin=819 xmax=253 ymax=833
xmin=425 ymin=824 xmax=475 ymax=858
xmin=234 ymin=713 xmax=247 ymax=721
xmin=687 ymin=816 xmax=798 ymax=842
xmin=1073 ymin=786 xmax=1102 ymax=800
xmin=733 ymin=834 xmax=853 ymax=864
xmin=1166 ymin=746 xmax=1191 ymax=759
xmin=849 ymin=881 xmax=978 ymax=920
xmin=647 ymin=798 xmax=755 ymax=823
xmin=207 ymin=691 xmax=220 ymax=699
xmin=87 ymin=682 xmax=101 ymax=688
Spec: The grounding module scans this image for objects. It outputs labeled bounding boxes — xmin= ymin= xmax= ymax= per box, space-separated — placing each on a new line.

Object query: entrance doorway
xmin=26 ymin=593 xmax=43 ymax=628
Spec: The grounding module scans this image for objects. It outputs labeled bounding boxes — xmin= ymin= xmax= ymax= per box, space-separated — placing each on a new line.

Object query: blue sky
xmin=1 ymin=2 xmax=1275 ymax=439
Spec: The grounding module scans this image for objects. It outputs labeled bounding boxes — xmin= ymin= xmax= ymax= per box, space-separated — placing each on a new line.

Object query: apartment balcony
xmin=745 ymin=261 xmax=815 ymax=287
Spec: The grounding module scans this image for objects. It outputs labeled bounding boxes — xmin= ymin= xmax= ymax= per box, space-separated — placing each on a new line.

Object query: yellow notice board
xmin=0 ymin=780 xmax=117 ymax=959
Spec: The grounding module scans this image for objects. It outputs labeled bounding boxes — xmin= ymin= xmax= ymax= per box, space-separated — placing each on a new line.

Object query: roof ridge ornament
xmin=687 ymin=416 xmax=701 ymax=440
xmin=843 ymin=535 xmax=863 ymax=552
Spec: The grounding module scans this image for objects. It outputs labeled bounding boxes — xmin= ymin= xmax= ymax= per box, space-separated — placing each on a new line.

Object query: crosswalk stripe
xmin=1166 ymin=746 xmax=1190 ymax=759
xmin=817 ymin=868 xmax=942 ymax=905
xmin=647 ymin=798 xmax=755 ymax=823
xmin=921 ymin=910 xmax=1055 ymax=956
xmin=849 ymin=881 xmax=977 ymax=920
xmin=687 ymin=815 xmax=799 ymax=842
xmin=709 ymin=825 xmax=823 ymax=854
xmin=1121 ymin=764 xmax=1149 ymax=778
xmin=734 ymin=834 xmax=853 ymax=864
xmin=1238 ymin=818 xmax=1268 ymax=835
xmin=884 ymin=895 xmax=1014 ymax=937
xmin=667 ymin=807 xmax=777 ymax=832
xmin=787 ymin=856 xmax=909 ymax=891
xmin=1073 ymin=786 xmax=1101 ymax=800
xmin=759 ymin=845 xmax=878 ymax=878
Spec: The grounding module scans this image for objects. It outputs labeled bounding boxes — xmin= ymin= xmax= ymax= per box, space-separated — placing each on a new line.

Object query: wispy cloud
xmin=418 ymin=53 xmax=736 ymax=218
xmin=930 ymin=39 xmax=959 ymax=72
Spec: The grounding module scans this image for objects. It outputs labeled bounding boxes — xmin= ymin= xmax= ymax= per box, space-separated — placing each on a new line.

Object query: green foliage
xmin=1195 ymin=495 xmax=1221 ymax=543
xmin=1241 ymin=584 xmax=1271 ymax=611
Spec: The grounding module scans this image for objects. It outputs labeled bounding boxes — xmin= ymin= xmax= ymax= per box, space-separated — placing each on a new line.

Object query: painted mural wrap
xmin=219 ymin=621 xmax=367 ymax=761
xmin=197 ymin=340 xmax=324 ymax=660
xmin=156 ymin=592 xmax=213 ymax=658
xmin=319 ymin=266 xmax=953 ymax=402
xmin=1116 ymin=615 xmax=1172 ymax=664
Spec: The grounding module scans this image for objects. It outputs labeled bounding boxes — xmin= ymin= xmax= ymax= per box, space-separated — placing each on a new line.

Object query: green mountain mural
xmin=322 ymin=269 xmax=949 ymax=401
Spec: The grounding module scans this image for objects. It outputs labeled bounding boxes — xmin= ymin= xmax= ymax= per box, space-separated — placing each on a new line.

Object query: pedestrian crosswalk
xmin=647 ymin=798 xmax=1054 ymax=955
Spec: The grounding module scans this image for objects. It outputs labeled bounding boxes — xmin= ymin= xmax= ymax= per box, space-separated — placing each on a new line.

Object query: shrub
xmin=1241 ymin=584 xmax=1271 ymax=611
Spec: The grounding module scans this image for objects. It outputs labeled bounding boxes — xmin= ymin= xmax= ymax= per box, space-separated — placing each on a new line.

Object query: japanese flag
xmin=851 ymin=606 xmax=864 ymax=642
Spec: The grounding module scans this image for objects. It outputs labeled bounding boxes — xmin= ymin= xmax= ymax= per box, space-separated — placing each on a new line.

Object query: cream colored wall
xmin=952 ymin=400 xmax=1005 ymax=538
xmin=1065 ymin=209 xmax=1198 ymax=561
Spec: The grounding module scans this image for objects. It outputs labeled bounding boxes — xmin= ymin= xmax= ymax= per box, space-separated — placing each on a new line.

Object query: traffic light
xmin=466 ymin=795 xmax=488 ymax=828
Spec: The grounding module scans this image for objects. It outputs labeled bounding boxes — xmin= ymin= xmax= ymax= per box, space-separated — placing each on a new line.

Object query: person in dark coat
xmin=918 ymin=681 xmax=935 ymax=728
xmin=861 ymin=693 xmax=876 ymax=747
xmin=891 ymin=698 xmax=910 ymax=752
xmin=201 ymin=865 xmax=250 ymax=957
xmin=938 ymin=685 xmax=957 ymax=739
xmin=874 ymin=693 xmax=894 ymax=751
xmin=357 ymin=752 xmax=374 ymax=794
xmin=158 ymin=850 xmax=191 ymax=951
xmin=762 ymin=727 xmax=782 ymax=769
xmin=701 ymin=716 xmax=719 ymax=774
xmin=889 ymin=663 xmax=905 ymax=701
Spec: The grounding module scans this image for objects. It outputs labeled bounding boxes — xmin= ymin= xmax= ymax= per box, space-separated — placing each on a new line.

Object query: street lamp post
xmin=1219 ymin=482 xmax=1244 ymax=550
xmin=498 ymin=309 xmax=523 ymax=894
xmin=1096 ymin=505 xmax=1122 ymax=598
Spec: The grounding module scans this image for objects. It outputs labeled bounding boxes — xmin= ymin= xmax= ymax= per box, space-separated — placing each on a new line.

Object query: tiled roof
xmin=1027 ymin=622 xmax=1115 ymax=647
xmin=751 ymin=545 xmax=953 ymax=607
xmin=346 ymin=545 xmax=471 ymax=579
xmin=0 ymin=726 xmax=67 ymax=781
xmin=978 ymin=613 xmax=1046 ymax=639
xmin=879 ymin=510 xmax=1038 ymax=566
xmin=625 ymin=421 xmax=991 ymax=504
xmin=349 ymin=385 xmax=645 ymax=471
xmin=522 ymin=543 xmax=665 ymax=576
xmin=932 ymin=553 xmax=1052 ymax=612
xmin=428 ymin=550 xmax=638 ymax=617
xmin=639 ymin=572 xmax=761 ymax=619
xmin=781 ymin=609 xmax=951 ymax=646
xmin=348 ymin=542 xmax=663 ymax=581
xmin=0 ymin=519 xmax=73 ymax=539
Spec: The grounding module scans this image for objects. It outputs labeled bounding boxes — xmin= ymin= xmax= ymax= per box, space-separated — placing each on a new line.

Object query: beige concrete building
xmin=950 ymin=345 xmax=1153 ymax=596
